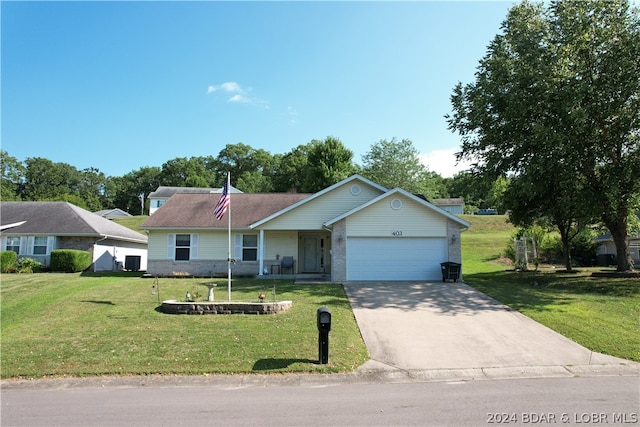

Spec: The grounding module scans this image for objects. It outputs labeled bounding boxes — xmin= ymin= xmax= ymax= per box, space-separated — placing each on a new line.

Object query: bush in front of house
xmin=50 ymin=249 xmax=92 ymax=272
xmin=1 ymin=251 xmax=18 ymax=273
xmin=15 ymin=257 xmax=43 ymax=273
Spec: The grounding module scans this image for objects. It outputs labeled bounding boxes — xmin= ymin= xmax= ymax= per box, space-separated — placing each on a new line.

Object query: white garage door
xmin=347 ymin=237 xmax=448 ymax=281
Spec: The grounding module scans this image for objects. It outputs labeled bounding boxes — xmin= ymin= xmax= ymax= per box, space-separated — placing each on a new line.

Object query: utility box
xmin=441 ymin=262 xmax=461 ymax=282
xmin=125 ymin=255 xmax=141 ymax=271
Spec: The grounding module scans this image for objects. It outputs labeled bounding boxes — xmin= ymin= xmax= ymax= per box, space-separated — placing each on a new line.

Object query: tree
xmin=78 ymin=167 xmax=112 ymax=211
xmin=22 ymin=157 xmax=81 ymax=201
xmin=0 ymin=150 xmax=25 ymax=201
xmin=112 ymin=166 xmax=161 ymax=215
xmin=361 ymin=138 xmax=438 ymax=197
xmin=303 ymin=137 xmax=355 ymax=193
xmin=505 ymin=164 xmax=597 ymax=271
xmin=215 ymin=143 xmax=276 ymax=187
xmin=272 ymin=145 xmax=311 ymax=192
xmin=159 ymin=157 xmax=214 ymax=188
xmin=447 ymin=0 xmax=640 ymax=271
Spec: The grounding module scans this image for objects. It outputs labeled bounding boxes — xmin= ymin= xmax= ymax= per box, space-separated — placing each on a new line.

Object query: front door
xmin=300 ymin=234 xmax=329 ymax=273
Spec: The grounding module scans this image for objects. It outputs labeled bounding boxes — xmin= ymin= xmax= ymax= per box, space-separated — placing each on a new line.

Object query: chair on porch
xmin=281 ymin=256 xmax=295 ymax=274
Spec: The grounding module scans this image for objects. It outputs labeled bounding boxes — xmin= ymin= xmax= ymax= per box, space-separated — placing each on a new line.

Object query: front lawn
xmin=464 ymin=268 xmax=639 ymax=362
xmin=460 ymin=215 xmax=640 ymax=362
xmin=0 ymin=274 xmax=368 ymax=379
xmin=2 ymin=214 xmax=637 ymax=379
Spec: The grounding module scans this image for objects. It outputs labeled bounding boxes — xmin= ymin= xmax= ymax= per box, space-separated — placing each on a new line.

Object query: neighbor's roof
xmin=0 ymin=202 xmax=148 ymax=243
xmin=148 ymin=186 xmax=243 ymax=198
xmin=432 ymin=198 xmax=465 ymax=206
xmin=140 ymin=193 xmax=311 ymax=229
xmin=94 ymin=208 xmax=132 ymax=218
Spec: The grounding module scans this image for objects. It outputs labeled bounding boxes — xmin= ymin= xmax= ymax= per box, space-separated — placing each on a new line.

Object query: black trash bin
xmin=440 ymin=262 xmax=461 ymax=282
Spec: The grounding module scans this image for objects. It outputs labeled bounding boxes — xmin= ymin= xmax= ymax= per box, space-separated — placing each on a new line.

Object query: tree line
xmin=5 ymin=1 xmax=637 ymax=271
xmin=0 ymin=137 xmax=505 ymax=215
xmin=448 ymin=0 xmax=639 ymax=271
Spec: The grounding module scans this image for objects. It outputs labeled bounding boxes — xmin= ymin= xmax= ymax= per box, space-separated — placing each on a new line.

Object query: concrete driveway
xmin=344 ymin=281 xmax=638 ymax=376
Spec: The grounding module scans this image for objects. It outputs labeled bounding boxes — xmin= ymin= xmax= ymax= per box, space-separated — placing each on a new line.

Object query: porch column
xmin=258 ymin=229 xmax=265 ymax=276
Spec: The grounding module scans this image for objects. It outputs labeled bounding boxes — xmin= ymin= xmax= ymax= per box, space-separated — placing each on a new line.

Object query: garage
xmin=346 ymin=236 xmax=448 ymax=281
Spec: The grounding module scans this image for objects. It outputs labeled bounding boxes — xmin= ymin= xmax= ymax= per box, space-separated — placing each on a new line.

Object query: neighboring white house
xmin=140 ymin=175 xmax=471 ymax=281
xmin=1 ymin=202 xmax=148 ymax=272
xmin=94 ymin=208 xmax=132 ymax=219
xmin=595 ymin=230 xmax=640 ymax=267
xmin=148 ymin=186 xmax=243 ymax=215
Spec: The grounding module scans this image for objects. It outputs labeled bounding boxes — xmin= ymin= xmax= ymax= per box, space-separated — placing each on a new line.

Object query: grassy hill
xmin=460 ymin=214 xmax=514 ymax=274
xmin=113 ymin=215 xmax=149 ymax=233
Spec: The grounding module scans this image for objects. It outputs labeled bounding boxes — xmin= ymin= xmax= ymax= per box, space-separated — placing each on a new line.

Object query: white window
xmin=167 ymin=234 xmax=199 ymax=261
xmin=6 ymin=237 xmax=20 ymax=254
xmin=234 ymin=234 xmax=258 ymax=261
xmin=33 ymin=236 xmax=48 ymax=255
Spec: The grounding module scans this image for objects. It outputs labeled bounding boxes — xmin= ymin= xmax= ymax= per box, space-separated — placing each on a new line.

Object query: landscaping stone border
xmin=160 ymin=300 xmax=292 ymax=315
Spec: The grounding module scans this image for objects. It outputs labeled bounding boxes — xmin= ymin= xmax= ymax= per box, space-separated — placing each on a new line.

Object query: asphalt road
xmin=2 ymin=375 xmax=639 ymax=426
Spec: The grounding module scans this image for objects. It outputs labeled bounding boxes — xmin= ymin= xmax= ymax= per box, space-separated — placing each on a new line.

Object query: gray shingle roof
xmin=141 ymin=193 xmax=310 ymax=229
xmin=148 ymin=186 xmax=243 ymax=198
xmin=1 ymin=202 xmax=147 ymax=243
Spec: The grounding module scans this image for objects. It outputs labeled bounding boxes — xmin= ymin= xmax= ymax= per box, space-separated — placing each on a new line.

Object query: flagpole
xmin=226 ymin=172 xmax=232 ymax=301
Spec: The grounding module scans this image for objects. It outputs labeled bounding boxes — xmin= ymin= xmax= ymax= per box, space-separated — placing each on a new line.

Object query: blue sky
xmin=2 ymin=1 xmax=515 ymax=178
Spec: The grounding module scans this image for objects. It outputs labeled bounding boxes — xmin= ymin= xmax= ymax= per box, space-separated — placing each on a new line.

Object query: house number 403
xmin=392 ymin=231 xmax=403 ymax=236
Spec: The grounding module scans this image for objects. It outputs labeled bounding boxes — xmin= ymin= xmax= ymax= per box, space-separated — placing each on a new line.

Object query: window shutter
xmin=26 ymin=236 xmax=34 ymax=255
xmin=234 ymin=234 xmax=242 ymax=261
xmin=19 ymin=237 xmax=27 ymax=255
xmin=191 ymin=234 xmax=199 ymax=259
xmin=167 ymin=234 xmax=175 ymax=259
xmin=47 ymin=236 xmax=55 ymax=254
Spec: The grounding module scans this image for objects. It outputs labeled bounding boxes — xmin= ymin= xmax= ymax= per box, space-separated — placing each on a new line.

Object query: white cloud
xmin=207 ymin=81 xmax=244 ymax=95
xmin=228 ymin=94 xmax=249 ymax=103
xmin=419 ymin=148 xmax=472 ymax=178
xmin=206 ymin=81 xmax=268 ymax=108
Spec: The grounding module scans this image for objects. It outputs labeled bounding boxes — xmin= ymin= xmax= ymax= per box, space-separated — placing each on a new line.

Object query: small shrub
xmin=1 ymin=251 xmax=18 ymax=273
xmin=50 ymin=249 xmax=92 ymax=272
xmin=15 ymin=257 xmax=43 ymax=273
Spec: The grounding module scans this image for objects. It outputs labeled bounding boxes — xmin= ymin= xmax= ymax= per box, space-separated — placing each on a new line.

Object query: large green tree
xmin=0 ymin=150 xmax=25 ymax=201
xmin=272 ymin=145 xmax=312 ymax=192
xmin=361 ymin=138 xmax=439 ymax=198
xmin=448 ymin=0 xmax=640 ymax=271
xmin=22 ymin=157 xmax=81 ymax=201
xmin=112 ymin=166 xmax=162 ymax=215
xmin=215 ymin=143 xmax=276 ymax=188
xmin=303 ymin=136 xmax=355 ymax=193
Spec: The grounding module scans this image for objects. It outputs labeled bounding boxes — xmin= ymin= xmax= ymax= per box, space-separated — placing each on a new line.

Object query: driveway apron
xmin=344 ymin=281 xmax=630 ymax=371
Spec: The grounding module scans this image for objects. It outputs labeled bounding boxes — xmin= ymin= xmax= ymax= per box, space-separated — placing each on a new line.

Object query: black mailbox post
xmin=317 ymin=307 xmax=332 ymax=364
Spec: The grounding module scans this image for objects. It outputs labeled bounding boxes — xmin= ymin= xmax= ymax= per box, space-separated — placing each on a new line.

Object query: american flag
xmin=214 ymin=174 xmax=230 ymax=220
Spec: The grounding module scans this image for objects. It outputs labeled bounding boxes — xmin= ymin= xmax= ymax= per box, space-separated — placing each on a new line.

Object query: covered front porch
xmin=256 ymin=230 xmax=332 ymax=279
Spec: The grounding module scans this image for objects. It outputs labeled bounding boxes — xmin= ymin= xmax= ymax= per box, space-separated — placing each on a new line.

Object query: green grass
xmin=460 ymin=214 xmax=514 ymax=274
xmin=2 ymin=214 xmax=638 ymax=379
xmin=0 ymin=274 xmax=368 ymax=379
xmin=461 ymin=215 xmax=640 ymax=362
xmin=113 ymin=215 xmax=148 ymax=233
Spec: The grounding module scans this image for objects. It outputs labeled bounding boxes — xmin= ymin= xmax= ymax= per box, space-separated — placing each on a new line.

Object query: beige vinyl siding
xmin=259 ymin=181 xmax=384 ymax=230
xmin=346 ymin=195 xmax=447 ymax=238
xmin=263 ymin=231 xmax=298 ymax=259
xmin=148 ymin=230 xmax=229 ymax=259
xmin=148 ymin=232 xmax=169 ymax=259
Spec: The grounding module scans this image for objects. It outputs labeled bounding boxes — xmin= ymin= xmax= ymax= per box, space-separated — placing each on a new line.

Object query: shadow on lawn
xmin=81 ymin=300 xmax=116 ymax=305
xmin=252 ymin=358 xmax=318 ymax=371
xmin=463 ymin=269 xmax=640 ymax=312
